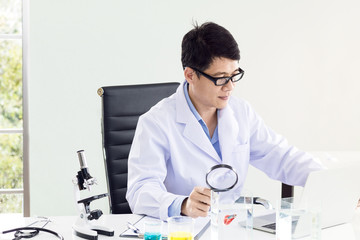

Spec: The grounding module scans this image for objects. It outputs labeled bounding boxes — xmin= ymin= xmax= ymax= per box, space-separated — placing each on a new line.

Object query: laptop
xmin=252 ymin=163 xmax=360 ymax=235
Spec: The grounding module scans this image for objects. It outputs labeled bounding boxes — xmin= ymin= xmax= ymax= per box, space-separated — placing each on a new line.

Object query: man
xmin=126 ymin=22 xmax=323 ymax=221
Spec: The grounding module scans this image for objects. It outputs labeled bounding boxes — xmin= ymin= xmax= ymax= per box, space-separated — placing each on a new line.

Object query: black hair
xmin=181 ymin=22 xmax=240 ymax=71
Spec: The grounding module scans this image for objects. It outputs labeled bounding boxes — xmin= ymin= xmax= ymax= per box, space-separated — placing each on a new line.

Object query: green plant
xmin=0 ymin=39 xmax=23 ymax=213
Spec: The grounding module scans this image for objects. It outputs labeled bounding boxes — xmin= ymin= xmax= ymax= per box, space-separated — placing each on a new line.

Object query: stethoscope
xmin=1 ymin=217 xmax=64 ymax=240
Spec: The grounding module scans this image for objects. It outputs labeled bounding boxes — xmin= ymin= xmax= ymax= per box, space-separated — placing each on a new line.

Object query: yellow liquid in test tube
xmin=168 ymin=231 xmax=193 ymax=240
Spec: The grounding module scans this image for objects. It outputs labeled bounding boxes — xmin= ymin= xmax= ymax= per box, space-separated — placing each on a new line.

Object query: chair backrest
xmin=98 ymin=82 xmax=180 ymax=214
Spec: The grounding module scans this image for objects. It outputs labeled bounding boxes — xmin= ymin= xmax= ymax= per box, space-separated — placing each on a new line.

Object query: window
xmin=0 ymin=0 xmax=29 ymax=216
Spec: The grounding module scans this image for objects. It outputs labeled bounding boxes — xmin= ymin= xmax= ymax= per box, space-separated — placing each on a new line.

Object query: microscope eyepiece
xmin=76 ymin=150 xmax=95 ymax=190
xmin=77 ymin=150 xmax=88 ymax=169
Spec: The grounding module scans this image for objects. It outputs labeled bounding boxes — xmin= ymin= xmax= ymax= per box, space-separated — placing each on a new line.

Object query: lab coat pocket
xmin=231 ymin=143 xmax=250 ymax=177
xmin=222 ymin=142 xmax=250 ymax=167
xmin=233 ymin=143 xmax=250 ymax=153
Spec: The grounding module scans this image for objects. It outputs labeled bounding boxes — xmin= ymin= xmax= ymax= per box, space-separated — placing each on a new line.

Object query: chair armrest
xmin=253 ymin=197 xmax=273 ymax=210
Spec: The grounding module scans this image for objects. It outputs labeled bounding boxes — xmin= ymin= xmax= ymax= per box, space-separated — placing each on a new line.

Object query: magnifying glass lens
xmin=206 ymin=164 xmax=238 ymax=192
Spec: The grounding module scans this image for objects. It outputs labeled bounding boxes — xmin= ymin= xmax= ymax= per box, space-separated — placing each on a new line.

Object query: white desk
xmin=1 ymin=210 xmax=360 ymax=240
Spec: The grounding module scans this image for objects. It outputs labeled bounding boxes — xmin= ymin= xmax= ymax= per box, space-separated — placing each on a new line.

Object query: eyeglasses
xmin=191 ymin=67 xmax=244 ymax=86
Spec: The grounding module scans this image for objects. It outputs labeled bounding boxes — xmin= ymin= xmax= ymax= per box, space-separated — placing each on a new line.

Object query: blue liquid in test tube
xmin=144 ymin=232 xmax=162 ymax=240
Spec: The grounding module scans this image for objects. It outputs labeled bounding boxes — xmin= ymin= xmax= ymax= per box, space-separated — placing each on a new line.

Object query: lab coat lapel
xmin=175 ymin=83 xmax=221 ymax=162
xmin=218 ymin=103 xmax=240 ymax=164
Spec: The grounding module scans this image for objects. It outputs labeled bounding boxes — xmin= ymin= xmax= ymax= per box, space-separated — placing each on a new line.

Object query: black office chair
xmin=98 ymin=82 xmax=180 ymax=214
xmin=98 ymin=82 xmax=293 ymax=214
xmin=282 ymin=184 xmax=294 ymax=198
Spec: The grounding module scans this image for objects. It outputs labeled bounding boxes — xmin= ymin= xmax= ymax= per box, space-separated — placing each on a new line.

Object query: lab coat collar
xmin=175 ymin=82 xmax=240 ymax=163
xmin=176 ymin=82 xmax=221 ymax=163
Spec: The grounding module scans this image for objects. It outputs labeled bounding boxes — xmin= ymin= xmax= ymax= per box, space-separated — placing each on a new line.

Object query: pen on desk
xmin=127 ymin=222 xmax=140 ymax=233
xmin=127 ymin=222 xmax=145 ymax=238
xmin=127 ymin=221 xmax=168 ymax=239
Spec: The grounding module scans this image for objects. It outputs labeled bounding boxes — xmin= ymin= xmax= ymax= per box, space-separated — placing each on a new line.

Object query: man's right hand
xmin=181 ymin=186 xmax=211 ymax=218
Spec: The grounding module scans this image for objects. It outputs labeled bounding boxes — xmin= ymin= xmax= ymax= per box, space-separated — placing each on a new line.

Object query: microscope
xmin=72 ymin=150 xmax=114 ymax=240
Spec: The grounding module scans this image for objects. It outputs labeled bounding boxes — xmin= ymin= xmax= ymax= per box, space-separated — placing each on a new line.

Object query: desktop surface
xmin=1 ymin=211 xmax=359 ymax=240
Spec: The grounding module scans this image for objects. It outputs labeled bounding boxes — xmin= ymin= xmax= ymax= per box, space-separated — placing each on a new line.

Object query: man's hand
xmin=181 ymin=186 xmax=211 ymax=218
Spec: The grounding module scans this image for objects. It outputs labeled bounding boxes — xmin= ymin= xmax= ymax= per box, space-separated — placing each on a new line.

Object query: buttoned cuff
xmin=168 ymin=196 xmax=188 ymax=217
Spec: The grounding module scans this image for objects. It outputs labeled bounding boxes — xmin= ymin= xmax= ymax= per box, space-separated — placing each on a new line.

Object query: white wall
xmin=29 ymin=0 xmax=360 ymax=216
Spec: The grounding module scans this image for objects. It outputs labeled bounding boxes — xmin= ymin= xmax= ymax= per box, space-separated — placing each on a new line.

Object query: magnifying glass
xmin=205 ymin=164 xmax=238 ymax=192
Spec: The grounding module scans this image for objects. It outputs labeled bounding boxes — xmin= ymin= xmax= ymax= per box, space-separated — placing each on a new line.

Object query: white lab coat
xmin=126 ymin=81 xmax=322 ymax=220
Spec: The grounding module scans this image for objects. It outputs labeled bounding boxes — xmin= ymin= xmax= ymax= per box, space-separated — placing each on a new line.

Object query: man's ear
xmin=184 ymin=67 xmax=196 ymax=84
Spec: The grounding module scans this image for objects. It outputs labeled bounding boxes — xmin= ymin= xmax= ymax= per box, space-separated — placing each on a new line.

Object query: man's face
xmin=187 ymin=57 xmax=240 ymax=113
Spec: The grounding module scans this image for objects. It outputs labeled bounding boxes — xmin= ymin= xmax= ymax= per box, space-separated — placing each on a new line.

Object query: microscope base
xmin=73 ymin=223 xmax=114 ymax=240
xmin=73 ymin=224 xmax=98 ymax=240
